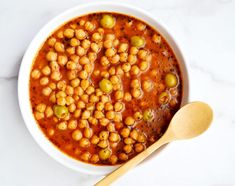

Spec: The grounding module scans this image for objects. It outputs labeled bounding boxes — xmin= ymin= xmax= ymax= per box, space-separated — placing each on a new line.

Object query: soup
xmin=29 ymin=12 xmax=182 ymax=165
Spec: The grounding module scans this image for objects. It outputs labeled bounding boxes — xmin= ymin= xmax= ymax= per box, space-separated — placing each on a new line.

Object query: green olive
xmin=53 ymin=105 xmax=68 ymax=119
xmin=98 ymin=148 xmax=111 ymax=160
xmin=165 ymin=73 xmax=178 ymax=88
xmin=100 ymin=15 xmax=115 ymax=28
xmin=130 ymin=36 xmax=145 ymax=48
xmin=99 ymin=79 xmax=113 ymax=93
xmin=158 ymin=92 xmax=170 ymax=105
xmin=143 ymin=109 xmax=154 ymax=122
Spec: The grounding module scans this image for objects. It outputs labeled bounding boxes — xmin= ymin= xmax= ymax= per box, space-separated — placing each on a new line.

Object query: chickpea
xmin=107 ymin=123 xmax=115 ymax=132
xmin=41 ymin=66 xmax=51 ymax=76
xmin=123 ymin=144 xmax=133 ymax=154
xmin=51 ymin=71 xmax=61 ymax=81
xmin=105 ymin=34 xmax=115 ymax=41
xmin=75 ymin=29 xmax=87 ymax=40
xmin=81 ymin=110 xmax=91 ymax=120
xmin=31 ymin=69 xmax=41 ymax=79
xmin=106 ymin=111 xmax=115 ymax=120
xmin=111 ymin=54 xmax=120 ymax=64
xmin=70 ymin=78 xmax=80 ymax=88
xmin=121 ymin=63 xmax=131 ymax=73
xmin=78 ymin=70 xmax=88 ymax=80
xmin=89 ymin=94 xmax=99 ymax=103
xmin=86 ymin=103 xmax=95 ymax=111
xmin=100 ymin=71 xmax=109 ymax=79
xmin=79 ymin=56 xmax=89 ymax=66
xmin=56 ymin=91 xmax=66 ymax=98
xmin=137 ymin=133 xmax=146 ymax=143
xmin=101 ymin=95 xmax=110 ymax=103
xmin=79 ymin=138 xmax=90 ymax=148
xmin=87 ymin=52 xmax=96 ymax=63
xmin=118 ymin=43 xmax=128 ymax=53
xmin=81 ymin=94 xmax=89 ymax=103
xmin=70 ymin=38 xmax=79 ymax=47
xmin=158 ymin=91 xmax=170 ymax=105
xmin=98 ymin=140 xmax=109 ymax=148
xmin=67 ymin=70 xmax=77 ymax=80
xmin=49 ymin=82 xmax=56 ymax=90
xmin=71 ymin=129 xmax=82 ymax=141
xmin=100 ymin=15 xmax=115 ymax=28
xmin=96 ymin=89 xmax=103 ymax=97
xmin=34 ymin=111 xmax=44 ymax=120
xmin=84 ymin=86 xmax=94 ymax=95
xmin=130 ymin=129 xmax=138 ymax=140
xmin=105 ymin=48 xmax=116 ymax=57
xmin=124 ymin=137 xmax=135 ymax=145
xmin=90 ymin=154 xmax=99 ymax=163
xmin=116 ymin=66 xmax=124 ymax=76
xmin=99 ymin=131 xmax=109 ymax=140
xmin=42 ymin=87 xmax=52 ymax=96
xmin=100 ymin=56 xmax=110 ymax=66
xmin=90 ymin=42 xmax=99 ymax=53
xmin=138 ymin=49 xmax=148 ymax=60
xmin=84 ymin=21 xmax=95 ymax=32
xmin=45 ymin=106 xmax=53 ymax=117
xmin=104 ymin=102 xmax=113 ymax=111
xmin=119 ymin=52 xmax=128 ymax=62
xmin=114 ymin=90 xmax=124 ymax=100
xmin=114 ymin=102 xmax=124 ymax=112
xmin=81 ymin=39 xmax=91 ymax=49
xmin=83 ymin=127 xmax=93 ymax=138
xmin=139 ymin=61 xmax=149 ymax=71
xmin=130 ymin=79 xmax=139 ymax=88
xmin=48 ymin=37 xmax=56 ymax=46
xmin=91 ymin=135 xmax=100 ymax=145
xmin=109 ymin=132 xmax=119 ymax=142
xmin=130 ymin=46 xmax=139 ymax=55
xmin=96 ymin=102 xmax=104 ymax=111
xmin=119 ymin=153 xmax=128 ymax=161
xmin=99 ymin=148 xmax=111 ymax=161
xmin=97 ymin=28 xmax=104 ymax=34
xmin=153 ymin=34 xmax=161 ymax=44
xmin=125 ymin=116 xmax=135 ymax=126
xmin=49 ymin=91 xmax=56 ymax=103
xmin=73 ymin=109 xmax=81 ymax=118
xmin=58 ymin=55 xmax=68 ymax=66
xmin=80 ymin=80 xmax=89 ymax=91
xmin=76 ymin=100 xmax=85 ymax=109
xmin=46 ymin=51 xmax=57 ymax=61
xmin=64 ymin=28 xmax=74 ymax=38
xmin=65 ymin=61 xmax=76 ymax=70
xmin=123 ymin=92 xmax=132 ymax=102
xmin=137 ymin=22 xmax=146 ymax=31
xmin=104 ymin=40 xmax=112 ymax=49
xmin=81 ymin=152 xmax=91 ymax=162
xmin=113 ymin=113 xmax=122 ymax=123
xmin=134 ymin=111 xmax=143 ymax=121
xmin=128 ymin=54 xmax=137 ymax=64
xmin=39 ymin=77 xmax=49 ymax=86
xmin=76 ymin=46 xmax=86 ymax=56
xmin=108 ymin=155 xmax=118 ymax=165
xmin=113 ymin=39 xmax=119 ymax=47
xmin=121 ymin=128 xmax=130 ymax=138
xmin=135 ymin=143 xmax=144 ymax=152
xmin=79 ymin=19 xmax=85 ymax=26
xmin=131 ymin=88 xmax=142 ymax=98
xmin=94 ymin=110 xmax=104 ymax=119
xmin=88 ymin=117 xmax=97 ymax=126
xmin=57 ymin=97 xmax=66 ymax=106
xmin=35 ymin=103 xmax=46 ymax=113
xmin=57 ymin=31 xmax=63 ymax=39
xmin=54 ymin=42 xmax=64 ymax=52
xmin=130 ymin=65 xmax=140 ymax=76
xmin=99 ymin=118 xmax=109 ymax=126
xmin=92 ymin=32 xmax=102 ymax=42
xmin=66 ymin=47 xmax=75 ymax=55
xmin=57 ymin=121 xmax=67 ymax=130
xmin=108 ymin=67 xmax=116 ymax=75
xmin=142 ymin=80 xmax=153 ymax=92
xmin=68 ymin=103 xmax=76 ymax=113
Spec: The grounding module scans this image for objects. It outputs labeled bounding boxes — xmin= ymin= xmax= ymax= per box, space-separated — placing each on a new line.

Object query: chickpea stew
xmin=30 ymin=13 xmax=182 ymax=165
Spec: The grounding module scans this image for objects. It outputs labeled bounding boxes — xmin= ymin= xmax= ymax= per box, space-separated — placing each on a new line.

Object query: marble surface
xmin=1 ymin=0 xmax=235 ymax=185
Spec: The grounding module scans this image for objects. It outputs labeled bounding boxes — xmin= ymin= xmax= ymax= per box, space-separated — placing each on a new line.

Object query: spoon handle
xmin=95 ymin=135 xmax=170 ymax=186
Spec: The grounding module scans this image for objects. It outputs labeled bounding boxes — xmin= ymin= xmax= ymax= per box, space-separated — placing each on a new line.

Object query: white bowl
xmin=18 ymin=2 xmax=189 ymax=175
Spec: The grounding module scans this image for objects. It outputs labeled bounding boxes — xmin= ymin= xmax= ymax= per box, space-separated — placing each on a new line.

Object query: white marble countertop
xmin=1 ymin=0 xmax=235 ymax=185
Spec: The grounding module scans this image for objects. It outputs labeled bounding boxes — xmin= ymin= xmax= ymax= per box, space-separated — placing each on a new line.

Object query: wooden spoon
xmin=95 ymin=102 xmax=213 ymax=186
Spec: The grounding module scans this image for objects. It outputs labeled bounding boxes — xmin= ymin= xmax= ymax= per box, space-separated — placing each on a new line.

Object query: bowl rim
xmin=18 ymin=1 xmax=189 ymax=175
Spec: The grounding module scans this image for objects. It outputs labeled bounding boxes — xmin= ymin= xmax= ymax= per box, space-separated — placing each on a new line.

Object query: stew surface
xmin=30 ymin=12 xmax=182 ymax=165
